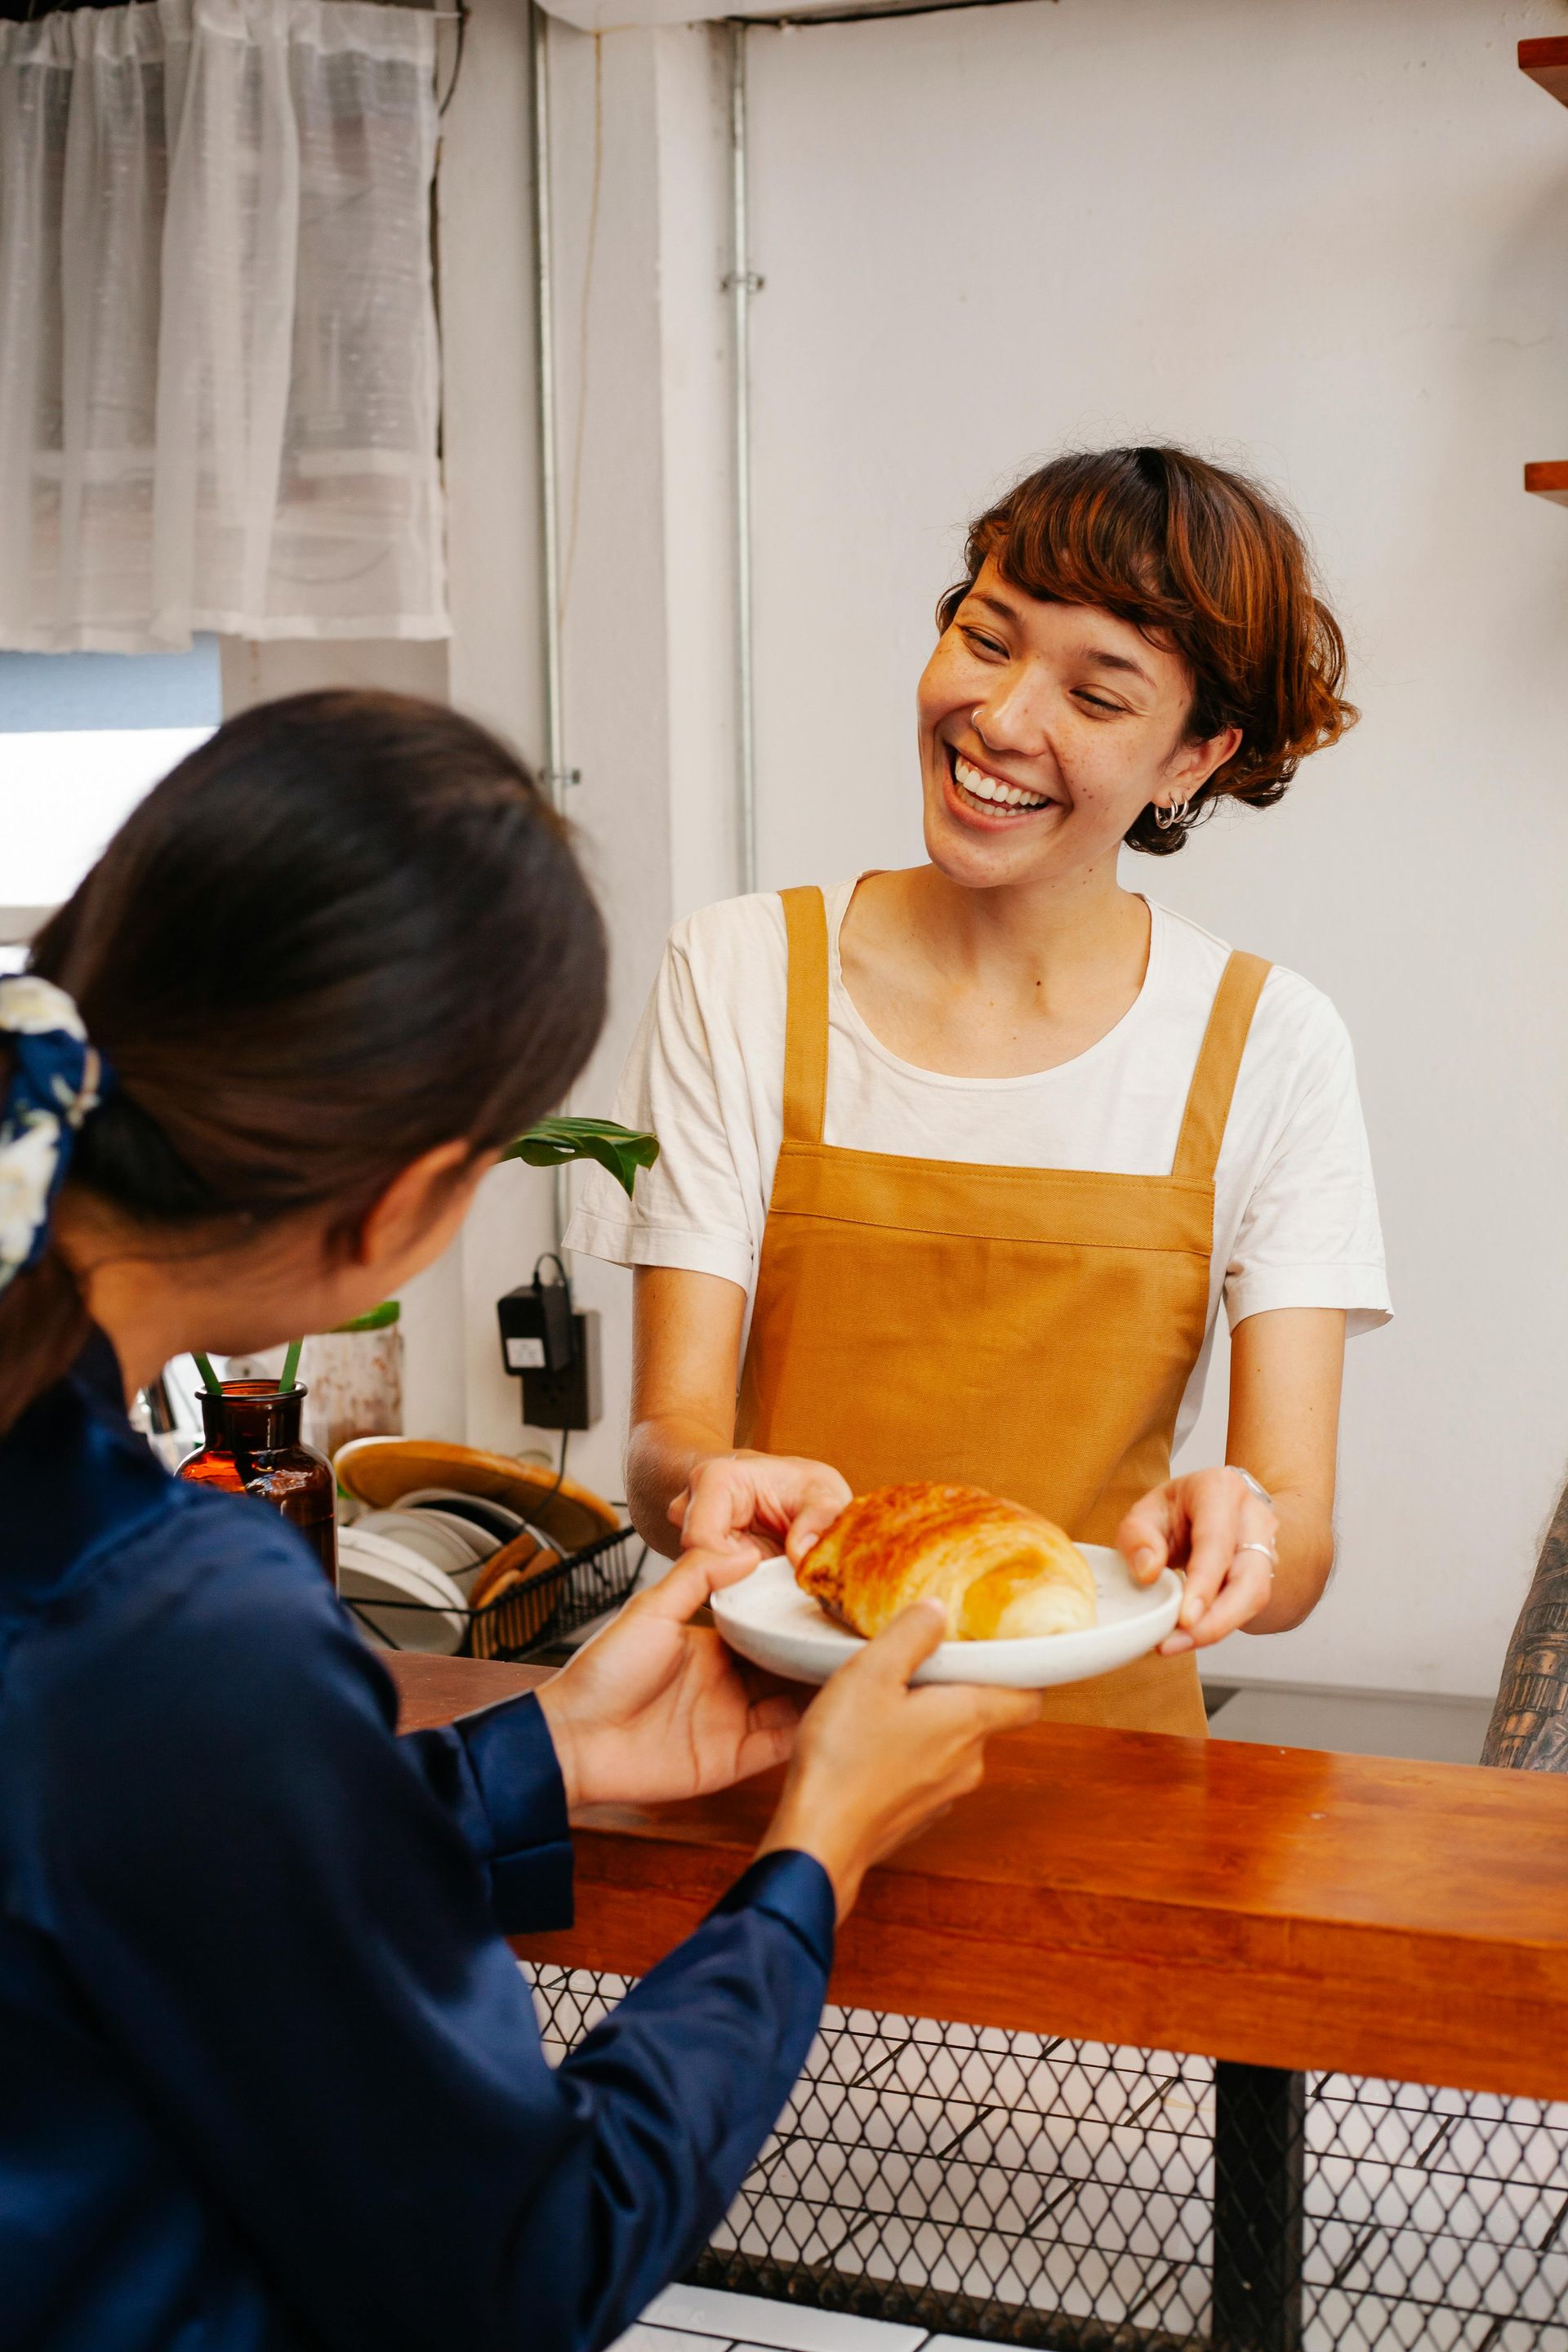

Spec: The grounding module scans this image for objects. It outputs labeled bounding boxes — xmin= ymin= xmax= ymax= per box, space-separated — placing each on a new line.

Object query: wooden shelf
xmin=1526 ymin=462 xmax=1568 ymax=509
xmin=392 ymin=1652 xmax=1568 ymax=2105
xmin=1521 ymin=37 xmax=1568 ymax=108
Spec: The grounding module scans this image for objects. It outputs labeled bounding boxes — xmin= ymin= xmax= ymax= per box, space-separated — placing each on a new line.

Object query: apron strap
xmin=778 ymin=885 xmax=831 ymax=1146
xmin=1171 ymin=950 xmax=1272 ymax=1183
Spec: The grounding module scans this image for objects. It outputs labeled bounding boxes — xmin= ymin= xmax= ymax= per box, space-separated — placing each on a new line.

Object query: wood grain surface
xmin=394 ymin=1653 xmax=552 ymax=1725
xmin=390 ymin=1653 xmax=1568 ymax=2102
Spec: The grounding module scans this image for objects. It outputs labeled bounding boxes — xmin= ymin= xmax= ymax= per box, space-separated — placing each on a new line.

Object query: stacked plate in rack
xmin=338 ymin=1487 xmax=550 ymax=1656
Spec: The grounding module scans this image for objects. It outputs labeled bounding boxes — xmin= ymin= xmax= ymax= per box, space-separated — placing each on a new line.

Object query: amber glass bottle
xmin=177 ymin=1383 xmax=337 ymax=1586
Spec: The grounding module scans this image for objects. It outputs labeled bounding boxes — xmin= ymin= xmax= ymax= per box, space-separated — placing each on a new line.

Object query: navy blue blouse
xmin=0 ymin=1336 xmax=834 ymax=2352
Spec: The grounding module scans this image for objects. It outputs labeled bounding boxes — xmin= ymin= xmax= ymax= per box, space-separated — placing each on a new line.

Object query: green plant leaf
xmin=329 ymin=1300 xmax=401 ymax=1334
xmin=503 ymin=1116 xmax=660 ymax=1199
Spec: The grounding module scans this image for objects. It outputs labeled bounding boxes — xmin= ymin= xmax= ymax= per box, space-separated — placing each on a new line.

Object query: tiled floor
xmin=1203 ymin=1678 xmax=1494 ymax=1765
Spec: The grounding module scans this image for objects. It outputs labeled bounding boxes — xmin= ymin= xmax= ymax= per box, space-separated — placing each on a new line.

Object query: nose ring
xmin=972 ymin=709 xmax=996 ymax=750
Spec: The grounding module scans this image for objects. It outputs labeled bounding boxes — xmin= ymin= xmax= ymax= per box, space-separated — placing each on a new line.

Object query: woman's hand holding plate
xmin=1118 ymin=1465 xmax=1281 ymax=1653
xmin=535 ymin=1548 xmax=803 ymax=1811
xmin=671 ymin=1449 xmax=852 ymax=1568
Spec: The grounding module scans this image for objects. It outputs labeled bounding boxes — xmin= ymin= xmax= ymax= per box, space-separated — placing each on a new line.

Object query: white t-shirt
xmin=567 ymin=881 xmax=1391 ymax=1447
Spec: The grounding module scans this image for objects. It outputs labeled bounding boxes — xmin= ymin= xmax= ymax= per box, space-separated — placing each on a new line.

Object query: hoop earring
xmin=1155 ymin=796 xmax=1190 ymax=832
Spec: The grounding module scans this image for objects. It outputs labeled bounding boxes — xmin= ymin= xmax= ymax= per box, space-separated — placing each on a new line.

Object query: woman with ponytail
xmin=0 ymin=693 xmax=1035 ymax=2352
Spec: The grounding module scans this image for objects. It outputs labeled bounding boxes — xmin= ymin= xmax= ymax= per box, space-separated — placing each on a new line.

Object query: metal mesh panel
xmin=528 ymin=1967 xmax=1568 ymax=2352
xmin=1307 ymin=2078 xmax=1568 ymax=2351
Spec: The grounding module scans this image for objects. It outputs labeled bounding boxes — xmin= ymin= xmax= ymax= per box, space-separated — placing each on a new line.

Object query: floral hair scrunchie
xmin=0 ymin=977 xmax=112 ymax=1297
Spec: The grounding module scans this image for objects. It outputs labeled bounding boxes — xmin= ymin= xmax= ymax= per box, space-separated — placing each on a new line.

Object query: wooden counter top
xmin=392 ymin=1653 xmax=1568 ymax=2101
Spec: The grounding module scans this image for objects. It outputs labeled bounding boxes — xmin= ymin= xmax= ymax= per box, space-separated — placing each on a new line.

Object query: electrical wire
xmin=436 ymin=0 xmax=468 ymax=118
xmin=545 ymin=1425 xmax=570 ymax=1508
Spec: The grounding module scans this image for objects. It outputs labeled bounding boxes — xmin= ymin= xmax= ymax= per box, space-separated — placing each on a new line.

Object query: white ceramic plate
xmin=349 ymin=1514 xmax=493 ymax=1602
xmin=354 ymin=1507 xmax=486 ymax=1577
xmin=399 ymin=1487 xmax=528 ymax=1545
xmin=391 ymin=1507 xmax=504 ymax=1598
xmin=406 ymin=1504 xmax=500 ymax=1551
xmin=338 ymin=1528 xmax=469 ymax=1655
xmin=710 ymin=1544 xmax=1183 ymax=1689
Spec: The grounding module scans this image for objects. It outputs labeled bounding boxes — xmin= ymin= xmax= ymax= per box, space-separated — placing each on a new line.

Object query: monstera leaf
xmin=503 ymin=1116 xmax=660 ymax=1200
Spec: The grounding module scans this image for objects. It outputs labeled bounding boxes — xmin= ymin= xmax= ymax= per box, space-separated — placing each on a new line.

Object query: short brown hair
xmin=938 ymin=446 xmax=1356 ymax=855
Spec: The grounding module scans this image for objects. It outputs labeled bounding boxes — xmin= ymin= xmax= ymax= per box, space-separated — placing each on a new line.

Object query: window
xmin=0 ymin=639 xmax=221 ymax=973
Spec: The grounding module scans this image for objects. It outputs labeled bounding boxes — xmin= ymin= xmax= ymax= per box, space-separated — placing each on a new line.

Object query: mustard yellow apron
xmin=735 ymin=885 xmax=1270 ymax=1735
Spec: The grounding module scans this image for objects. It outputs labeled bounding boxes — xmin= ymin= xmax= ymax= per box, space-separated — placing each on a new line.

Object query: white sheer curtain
xmin=0 ymin=0 xmax=447 ymax=652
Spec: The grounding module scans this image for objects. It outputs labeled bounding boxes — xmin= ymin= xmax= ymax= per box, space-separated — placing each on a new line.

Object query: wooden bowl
xmin=334 ymin=1437 xmax=617 ymax=1556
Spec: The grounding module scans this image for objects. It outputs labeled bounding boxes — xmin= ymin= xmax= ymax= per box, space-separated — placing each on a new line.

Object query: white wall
xmin=736 ymin=0 xmax=1568 ymax=1695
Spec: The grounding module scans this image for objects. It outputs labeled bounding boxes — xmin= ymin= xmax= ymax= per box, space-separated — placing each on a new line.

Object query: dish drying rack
xmin=344 ymin=1524 xmax=646 ymax=1664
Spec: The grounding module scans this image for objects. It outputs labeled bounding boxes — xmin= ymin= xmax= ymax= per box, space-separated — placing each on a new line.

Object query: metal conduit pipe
xmin=531 ymin=1 xmax=568 ymax=818
xmin=725 ymin=20 xmax=760 ymax=897
xmin=529 ymin=0 xmax=572 ymax=1250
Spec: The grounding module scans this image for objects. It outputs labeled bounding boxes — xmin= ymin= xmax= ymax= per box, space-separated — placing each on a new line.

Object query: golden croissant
xmin=797 ymin=1481 xmax=1098 ymax=1642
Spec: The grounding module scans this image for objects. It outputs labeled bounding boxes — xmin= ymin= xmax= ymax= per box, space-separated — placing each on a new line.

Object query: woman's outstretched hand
xmin=1117 ymin=1465 xmax=1281 ymax=1653
xmin=757 ymin=1602 xmax=1043 ymax=1920
xmin=671 ymin=1449 xmax=852 ymax=1569
xmin=534 ymin=1548 xmax=802 ymax=1811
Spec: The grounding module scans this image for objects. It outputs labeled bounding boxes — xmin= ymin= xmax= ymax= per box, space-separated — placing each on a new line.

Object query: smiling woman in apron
xmin=568 ymin=446 xmax=1391 ymax=1735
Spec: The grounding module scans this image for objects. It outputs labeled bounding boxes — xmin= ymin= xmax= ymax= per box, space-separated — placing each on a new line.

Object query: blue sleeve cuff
xmin=709 ymin=1848 xmax=835 ymax=1976
xmin=451 ymin=1691 xmax=575 ymax=1933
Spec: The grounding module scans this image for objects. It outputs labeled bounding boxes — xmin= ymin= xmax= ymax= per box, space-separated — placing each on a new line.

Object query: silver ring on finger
xmin=1234 ymin=1539 xmax=1277 ymax=1576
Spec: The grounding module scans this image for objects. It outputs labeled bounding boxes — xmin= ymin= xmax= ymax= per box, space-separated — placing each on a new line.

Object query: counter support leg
xmin=1211 ymin=2060 xmax=1304 ymax=2352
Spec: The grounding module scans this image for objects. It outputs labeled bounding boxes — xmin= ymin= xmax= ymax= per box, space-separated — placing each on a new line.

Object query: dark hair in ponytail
xmin=0 ymin=691 xmax=607 ymax=1435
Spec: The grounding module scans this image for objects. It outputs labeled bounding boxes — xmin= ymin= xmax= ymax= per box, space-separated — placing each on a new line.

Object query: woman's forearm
xmin=627 ymin=1271 xmax=850 ymax=1566
xmin=629 ymin=1267 xmax=748 ymax=1556
xmin=1222 ymin=1307 xmax=1345 ymax=1642
xmin=626 ymin=1412 xmax=735 ymax=1557
xmin=1242 ymin=1484 xmax=1335 ymax=1634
